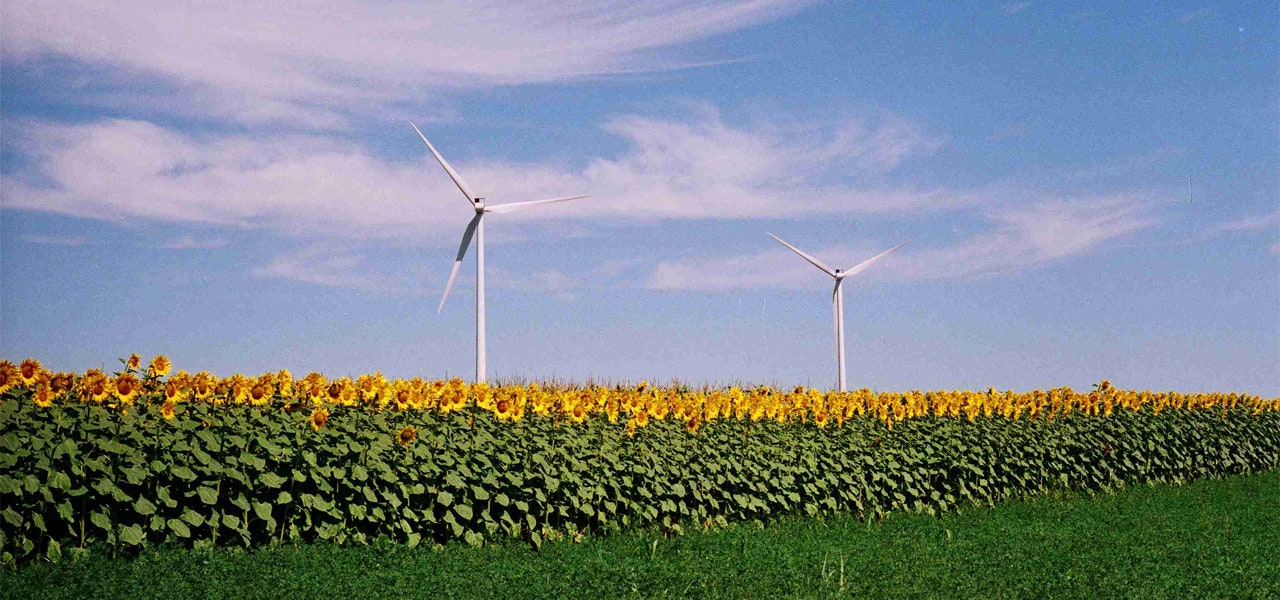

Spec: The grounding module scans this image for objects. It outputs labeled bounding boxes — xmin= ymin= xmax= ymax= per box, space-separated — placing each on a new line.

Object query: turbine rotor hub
xmin=474 ymin=199 xmax=486 ymax=213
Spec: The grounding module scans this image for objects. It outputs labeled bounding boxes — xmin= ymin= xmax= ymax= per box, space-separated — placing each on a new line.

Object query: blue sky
xmin=2 ymin=1 xmax=1277 ymax=394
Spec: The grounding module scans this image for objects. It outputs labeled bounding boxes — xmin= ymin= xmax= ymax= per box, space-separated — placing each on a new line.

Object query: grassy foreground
xmin=4 ymin=470 xmax=1278 ymax=599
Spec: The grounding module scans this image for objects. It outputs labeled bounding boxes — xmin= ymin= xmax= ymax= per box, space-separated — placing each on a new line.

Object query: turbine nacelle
xmin=474 ymin=199 xmax=486 ymax=214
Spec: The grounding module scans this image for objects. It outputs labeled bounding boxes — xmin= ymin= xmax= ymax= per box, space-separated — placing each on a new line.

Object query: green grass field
xmin=4 ymin=469 xmax=1277 ymax=599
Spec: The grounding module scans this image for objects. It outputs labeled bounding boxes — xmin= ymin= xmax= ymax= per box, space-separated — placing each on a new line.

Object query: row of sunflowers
xmin=4 ymin=355 xmax=1276 ymax=434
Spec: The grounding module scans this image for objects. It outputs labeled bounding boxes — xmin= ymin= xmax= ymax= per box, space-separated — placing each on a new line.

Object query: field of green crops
xmin=3 ymin=357 xmax=1278 ymax=565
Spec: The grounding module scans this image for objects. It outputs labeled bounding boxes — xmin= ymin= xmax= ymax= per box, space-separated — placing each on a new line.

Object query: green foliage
xmin=1 ymin=389 xmax=1278 ymax=564
xmin=4 ymin=470 xmax=1279 ymax=599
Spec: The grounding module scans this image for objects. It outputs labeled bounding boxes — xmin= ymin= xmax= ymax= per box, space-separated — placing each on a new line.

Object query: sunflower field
xmin=2 ymin=356 xmax=1278 ymax=564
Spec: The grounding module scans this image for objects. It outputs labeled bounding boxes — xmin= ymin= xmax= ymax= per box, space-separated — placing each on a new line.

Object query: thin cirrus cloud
xmin=645 ymin=196 xmax=1158 ymax=291
xmin=3 ymin=0 xmax=813 ymax=126
xmin=1 ymin=109 xmax=958 ymax=240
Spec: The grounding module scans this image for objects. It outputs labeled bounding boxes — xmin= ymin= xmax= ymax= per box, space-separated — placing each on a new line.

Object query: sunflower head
xmin=309 ymin=407 xmax=330 ymax=431
xmin=164 ymin=379 xmax=187 ymax=403
xmin=161 ymin=400 xmax=176 ymax=421
xmin=249 ymin=375 xmax=274 ymax=406
xmin=192 ymin=372 xmax=215 ymax=399
xmin=50 ymin=372 xmax=75 ymax=394
xmin=276 ymin=369 xmax=295 ymax=398
xmin=0 ymin=361 xmax=19 ymax=395
xmin=494 ymin=398 xmax=514 ymax=421
xmin=148 ymin=355 xmax=172 ymax=377
xmin=684 ymin=414 xmax=700 ymax=434
xmin=126 ymin=354 xmax=142 ymax=372
xmin=114 ymin=373 xmax=140 ymax=405
xmin=33 ymin=386 xmax=54 ymax=408
xmin=18 ymin=358 xmax=44 ymax=386
xmin=396 ymin=425 xmax=417 ymax=446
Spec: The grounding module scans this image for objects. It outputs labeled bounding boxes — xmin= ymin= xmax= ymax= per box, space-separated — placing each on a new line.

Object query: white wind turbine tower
xmin=768 ymin=233 xmax=909 ymax=392
xmin=412 ymin=122 xmax=588 ymax=383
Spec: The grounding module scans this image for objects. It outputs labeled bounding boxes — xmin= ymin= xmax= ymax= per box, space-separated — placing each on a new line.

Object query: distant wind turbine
xmin=412 ymin=122 xmax=588 ymax=383
xmin=768 ymin=233 xmax=908 ymax=392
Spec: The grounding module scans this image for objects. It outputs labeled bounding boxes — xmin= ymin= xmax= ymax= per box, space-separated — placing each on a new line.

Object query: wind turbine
xmin=412 ymin=122 xmax=588 ymax=383
xmin=767 ymin=233 xmax=908 ymax=392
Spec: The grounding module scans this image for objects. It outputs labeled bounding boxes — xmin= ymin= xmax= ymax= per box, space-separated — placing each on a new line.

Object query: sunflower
xmin=192 ymin=372 xmax=214 ymax=400
xmin=50 ymin=372 xmax=75 ymax=394
xmin=309 ymin=407 xmax=330 ymax=431
xmin=113 ymin=373 xmax=140 ymax=405
xmin=221 ymin=374 xmax=250 ymax=405
xmin=160 ymin=400 xmax=176 ymax=421
xmin=18 ymin=358 xmax=43 ymax=386
xmin=33 ymin=385 xmax=54 ymax=408
xmin=494 ymin=397 xmax=515 ymax=421
xmin=276 ymin=369 xmax=295 ymax=399
xmin=0 ymin=360 xmax=19 ymax=395
xmin=249 ymin=375 xmax=274 ymax=406
xmin=396 ymin=425 xmax=417 ymax=446
xmin=148 ymin=355 xmax=172 ymax=377
xmin=80 ymin=369 xmax=111 ymax=403
xmin=684 ymin=414 xmax=700 ymax=433
xmin=126 ymin=353 xmax=141 ymax=372
xmin=163 ymin=379 xmax=187 ymax=403
xmin=569 ymin=402 xmax=588 ymax=424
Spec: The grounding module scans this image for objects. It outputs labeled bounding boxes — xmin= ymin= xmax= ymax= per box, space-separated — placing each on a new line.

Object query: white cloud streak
xmin=158 ymin=235 xmax=228 ymax=249
xmin=645 ymin=196 xmax=1157 ymax=290
xmin=2 ymin=110 xmax=956 ymax=239
xmin=4 ymin=1 xmax=812 ymax=126
xmin=18 ymin=234 xmax=86 ymax=246
xmin=1203 ymin=211 xmax=1280 ymax=235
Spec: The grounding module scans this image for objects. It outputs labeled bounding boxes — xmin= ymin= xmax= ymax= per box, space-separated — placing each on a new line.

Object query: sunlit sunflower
xmin=396 ymin=425 xmax=417 ymax=446
xmin=50 ymin=372 xmax=75 ymax=394
xmin=164 ymin=379 xmax=187 ymax=404
xmin=33 ymin=385 xmax=54 ymax=408
xmin=569 ymin=402 xmax=588 ymax=424
xmin=161 ymin=400 xmax=177 ymax=421
xmin=189 ymin=372 xmax=214 ymax=400
xmin=276 ymin=369 xmax=295 ymax=399
xmin=309 ymin=407 xmax=330 ymax=431
xmin=79 ymin=369 xmax=111 ymax=403
xmin=327 ymin=380 xmax=346 ymax=404
xmin=0 ymin=360 xmax=19 ymax=395
xmin=126 ymin=354 xmax=142 ymax=372
xmin=684 ymin=414 xmax=700 ymax=433
xmin=18 ymin=358 xmax=43 ymax=386
xmin=249 ymin=375 xmax=274 ymax=406
xmin=148 ymin=355 xmax=172 ymax=377
xmin=494 ymin=397 xmax=515 ymax=421
xmin=113 ymin=373 xmax=140 ymax=405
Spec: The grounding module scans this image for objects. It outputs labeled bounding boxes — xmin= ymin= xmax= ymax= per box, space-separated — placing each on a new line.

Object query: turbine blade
xmin=840 ymin=241 xmax=910 ymax=278
xmin=484 ymin=195 xmax=590 ymax=214
xmin=410 ymin=122 xmax=478 ymax=205
xmin=767 ymin=233 xmax=836 ymax=277
xmin=438 ymin=214 xmax=483 ymax=313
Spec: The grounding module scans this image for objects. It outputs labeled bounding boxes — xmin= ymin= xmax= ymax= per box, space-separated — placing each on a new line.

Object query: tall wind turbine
xmin=768 ymin=233 xmax=908 ymax=392
xmin=412 ymin=122 xmax=588 ymax=383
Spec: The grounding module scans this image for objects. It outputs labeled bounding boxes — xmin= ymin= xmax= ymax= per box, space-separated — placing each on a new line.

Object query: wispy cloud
xmin=645 ymin=196 xmax=1157 ymax=290
xmin=251 ymin=246 xmax=426 ymax=294
xmin=4 ymin=1 xmax=813 ymax=126
xmin=1203 ymin=211 xmax=1280 ymax=235
xmin=1001 ymin=2 xmax=1031 ymax=16
xmin=18 ymin=234 xmax=86 ymax=246
xmin=158 ymin=235 xmax=228 ymax=249
xmin=2 ymin=110 xmax=958 ymax=240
